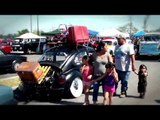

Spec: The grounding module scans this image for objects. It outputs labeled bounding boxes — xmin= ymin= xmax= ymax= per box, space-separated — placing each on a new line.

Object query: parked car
xmin=0 ymin=42 xmax=12 ymax=54
xmin=103 ymin=38 xmax=118 ymax=55
xmin=0 ymin=85 xmax=17 ymax=105
xmin=0 ymin=49 xmax=27 ymax=72
xmin=103 ymin=38 xmax=133 ymax=55
xmin=14 ymin=45 xmax=95 ymax=102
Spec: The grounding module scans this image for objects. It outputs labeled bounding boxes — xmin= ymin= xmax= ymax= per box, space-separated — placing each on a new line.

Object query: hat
xmin=116 ymin=34 xmax=126 ymax=40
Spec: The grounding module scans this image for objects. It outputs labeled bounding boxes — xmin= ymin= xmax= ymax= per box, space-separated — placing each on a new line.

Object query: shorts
xmin=104 ymin=85 xmax=115 ymax=94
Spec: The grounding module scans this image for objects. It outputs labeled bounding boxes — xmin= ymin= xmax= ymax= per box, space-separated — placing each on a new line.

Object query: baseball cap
xmin=116 ymin=34 xmax=126 ymax=40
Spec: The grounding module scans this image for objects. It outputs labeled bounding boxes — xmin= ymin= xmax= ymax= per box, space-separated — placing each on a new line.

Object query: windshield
xmin=144 ymin=34 xmax=160 ymax=41
xmin=0 ymin=50 xmax=4 ymax=55
xmin=39 ymin=47 xmax=70 ymax=67
xmin=103 ymin=41 xmax=112 ymax=45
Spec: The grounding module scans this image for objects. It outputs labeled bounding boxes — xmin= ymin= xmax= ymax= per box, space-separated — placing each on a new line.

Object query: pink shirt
xmin=82 ymin=65 xmax=93 ymax=82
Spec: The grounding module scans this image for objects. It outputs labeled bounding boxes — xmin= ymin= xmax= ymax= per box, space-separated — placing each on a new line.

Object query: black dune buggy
xmin=14 ymin=45 xmax=95 ymax=102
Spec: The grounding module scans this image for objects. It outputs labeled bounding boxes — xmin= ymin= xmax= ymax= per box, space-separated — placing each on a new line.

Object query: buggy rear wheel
xmin=65 ymin=77 xmax=83 ymax=98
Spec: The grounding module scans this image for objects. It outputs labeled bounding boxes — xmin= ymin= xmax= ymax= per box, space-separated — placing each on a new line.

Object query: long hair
xmin=139 ymin=64 xmax=147 ymax=72
xmin=105 ymin=62 xmax=115 ymax=69
xmin=96 ymin=41 xmax=105 ymax=52
xmin=82 ymin=55 xmax=93 ymax=66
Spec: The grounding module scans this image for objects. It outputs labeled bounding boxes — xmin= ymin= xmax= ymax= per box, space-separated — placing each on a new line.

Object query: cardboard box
xmin=16 ymin=62 xmax=44 ymax=83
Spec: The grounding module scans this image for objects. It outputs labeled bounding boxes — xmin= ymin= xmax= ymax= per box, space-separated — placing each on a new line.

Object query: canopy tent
xmin=88 ymin=29 xmax=99 ymax=35
xmin=133 ymin=31 xmax=145 ymax=37
xmin=16 ymin=33 xmax=46 ymax=39
xmin=98 ymin=28 xmax=122 ymax=37
xmin=98 ymin=28 xmax=130 ymax=38
xmin=41 ymin=29 xmax=62 ymax=35
xmin=123 ymin=33 xmax=130 ymax=38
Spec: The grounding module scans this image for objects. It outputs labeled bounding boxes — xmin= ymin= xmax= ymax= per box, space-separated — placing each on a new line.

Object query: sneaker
xmin=120 ymin=92 xmax=126 ymax=98
xmin=83 ymin=101 xmax=90 ymax=105
xmin=83 ymin=102 xmax=88 ymax=105
xmin=124 ymin=91 xmax=127 ymax=97
xmin=140 ymin=93 xmax=145 ymax=99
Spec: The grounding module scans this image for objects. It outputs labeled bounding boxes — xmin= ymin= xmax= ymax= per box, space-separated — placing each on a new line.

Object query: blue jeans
xmin=115 ymin=70 xmax=131 ymax=93
xmin=92 ymin=76 xmax=104 ymax=102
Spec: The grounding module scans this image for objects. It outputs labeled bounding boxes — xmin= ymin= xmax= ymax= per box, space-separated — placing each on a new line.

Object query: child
xmin=92 ymin=62 xmax=119 ymax=105
xmin=80 ymin=55 xmax=93 ymax=105
xmin=134 ymin=64 xmax=148 ymax=98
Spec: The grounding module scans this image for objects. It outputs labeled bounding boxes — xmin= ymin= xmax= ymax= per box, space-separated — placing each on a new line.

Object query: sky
xmin=0 ymin=15 xmax=160 ymax=35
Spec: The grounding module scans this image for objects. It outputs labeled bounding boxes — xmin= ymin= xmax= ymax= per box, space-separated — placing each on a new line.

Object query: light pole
xmin=129 ymin=15 xmax=132 ymax=36
xmin=37 ymin=15 xmax=39 ymax=35
xmin=30 ymin=15 xmax=32 ymax=33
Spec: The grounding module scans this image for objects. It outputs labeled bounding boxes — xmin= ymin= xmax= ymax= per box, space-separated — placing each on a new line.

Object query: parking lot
xmin=0 ymin=53 xmax=160 ymax=105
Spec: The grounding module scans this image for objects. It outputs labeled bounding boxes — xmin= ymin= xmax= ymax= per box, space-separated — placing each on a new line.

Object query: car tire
xmin=12 ymin=60 xmax=21 ymax=72
xmin=65 ymin=77 xmax=83 ymax=98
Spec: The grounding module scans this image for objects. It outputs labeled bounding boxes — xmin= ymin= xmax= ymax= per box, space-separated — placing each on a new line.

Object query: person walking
xmin=91 ymin=41 xmax=113 ymax=104
xmin=92 ymin=62 xmax=119 ymax=105
xmin=80 ymin=55 xmax=93 ymax=105
xmin=114 ymin=34 xmax=136 ymax=98
xmin=134 ymin=64 xmax=148 ymax=98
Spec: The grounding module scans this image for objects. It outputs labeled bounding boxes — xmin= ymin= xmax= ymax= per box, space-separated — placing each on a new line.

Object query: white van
xmin=102 ymin=37 xmax=132 ymax=55
xmin=102 ymin=38 xmax=118 ymax=55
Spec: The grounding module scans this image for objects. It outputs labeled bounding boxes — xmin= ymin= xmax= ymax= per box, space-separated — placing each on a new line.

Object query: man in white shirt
xmin=114 ymin=34 xmax=136 ymax=98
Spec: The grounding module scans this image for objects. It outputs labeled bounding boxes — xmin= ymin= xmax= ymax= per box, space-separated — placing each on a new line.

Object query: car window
xmin=113 ymin=41 xmax=118 ymax=45
xmin=0 ymin=50 xmax=4 ymax=55
xmin=74 ymin=51 xmax=87 ymax=65
xmin=39 ymin=47 xmax=69 ymax=67
xmin=103 ymin=41 xmax=112 ymax=45
xmin=56 ymin=52 xmax=68 ymax=62
xmin=39 ymin=51 xmax=68 ymax=65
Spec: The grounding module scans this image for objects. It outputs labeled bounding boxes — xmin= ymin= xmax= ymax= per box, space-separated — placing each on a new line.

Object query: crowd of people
xmin=80 ymin=34 xmax=148 ymax=105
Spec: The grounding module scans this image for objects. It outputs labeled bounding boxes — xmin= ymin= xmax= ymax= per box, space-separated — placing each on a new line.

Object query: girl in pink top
xmin=80 ymin=55 xmax=93 ymax=105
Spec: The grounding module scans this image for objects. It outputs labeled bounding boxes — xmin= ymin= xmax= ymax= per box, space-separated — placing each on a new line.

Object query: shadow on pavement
xmin=0 ymin=70 xmax=15 ymax=75
xmin=89 ymin=91 xmax=104 ymax=96
xmin=136 ymin=56 xmax=160 ymax=62
xmin=60 ymin=100 xmax=83 ymax=105
xmin=155 ymin=100 xmax=160 ymax=104
xmin=126 ymin=95 xmax=140 ymax=98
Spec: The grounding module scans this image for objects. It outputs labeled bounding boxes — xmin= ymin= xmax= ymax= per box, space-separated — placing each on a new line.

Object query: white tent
xmin=98 ymin=28 xmax=122 ymax=37
xmin=98 ymin=28 xmax=130 ymax=38
xmin=16 ymin=33 xmax=46 ymax=39
xmin=122 ymin=33 xmax=130 ymax=38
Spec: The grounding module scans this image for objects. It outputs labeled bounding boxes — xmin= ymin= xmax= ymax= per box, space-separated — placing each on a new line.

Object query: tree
xmin=143 ymin=15 xmax=150 ymax=32
xmin=32 ymin=30 xmax=38 ymax=35
xmin=118 ymin=23 xmax=138 ymax=35
xmin=150 ymin=27 xmax=160 ymax=32
xmin=0 ymin=34 xmax=3 ymax=38
xmin=17 ymin=29 xmax=29 ymax=36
